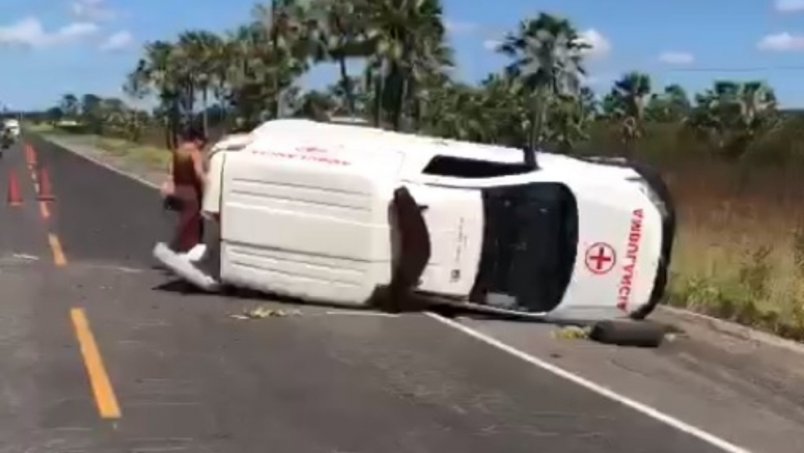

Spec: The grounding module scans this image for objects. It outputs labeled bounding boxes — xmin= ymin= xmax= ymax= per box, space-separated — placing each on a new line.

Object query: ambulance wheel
xmin=589 ymin=320 xmax=665 ymax=348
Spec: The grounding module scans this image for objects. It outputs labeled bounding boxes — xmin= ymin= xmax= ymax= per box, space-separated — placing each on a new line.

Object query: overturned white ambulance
xmin=159 ymin=119 xmax=676 ymax=323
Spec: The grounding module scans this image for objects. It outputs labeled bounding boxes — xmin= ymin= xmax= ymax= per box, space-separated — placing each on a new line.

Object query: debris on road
xmin=552 ymin=325 xmax=592 ymax=340
xmin=230 ymin=306 xmax=303 ymax=320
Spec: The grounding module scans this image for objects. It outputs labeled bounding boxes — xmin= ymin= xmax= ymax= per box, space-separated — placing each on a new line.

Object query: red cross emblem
xmin=585 ymin=243 xmax=616 ymax=275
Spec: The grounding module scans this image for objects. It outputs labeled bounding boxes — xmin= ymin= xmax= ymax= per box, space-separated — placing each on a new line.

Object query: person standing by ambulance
xmin=160 ymin=126 xmax=208 ymax=253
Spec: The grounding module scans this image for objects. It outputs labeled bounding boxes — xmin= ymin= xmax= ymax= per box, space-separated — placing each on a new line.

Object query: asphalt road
xmin=0 ymin=135 xmax=790 ymax=452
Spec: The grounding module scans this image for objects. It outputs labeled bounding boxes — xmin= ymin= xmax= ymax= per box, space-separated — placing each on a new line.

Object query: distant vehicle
xmin=0 ymin=120 xmax=16 ymax=152
xmin=3 ymin=119 xmax=20 ymax=138
xmin=155 ymin=119 xmax=676 ymax=324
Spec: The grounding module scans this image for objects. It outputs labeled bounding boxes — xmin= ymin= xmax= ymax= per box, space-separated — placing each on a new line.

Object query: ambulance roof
xmin=249 ymin=119 xmax=528 ymax=165
xmin=245 ymin=119 xmax=636 ymax=183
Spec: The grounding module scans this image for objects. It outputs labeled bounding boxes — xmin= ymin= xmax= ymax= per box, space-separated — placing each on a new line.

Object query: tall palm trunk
xmin=201 ymin=87 xmax=209 ymax=136
xmin=270 ymin=0 xmax=280 ymax=119
xmin=388 ymin=65 xmax=407 ymax=131
xmin=529 ymin=88 xmax=548 ymax=149
xmin=411 ymin=83 xmax=422 ymax=132
xmin=163 ymin=115 xmax=172 ymax=150
xmin=372 ymin=71 xmax=383 ymax=127
xmin=338 ymin=55 xmax=355 ymax=116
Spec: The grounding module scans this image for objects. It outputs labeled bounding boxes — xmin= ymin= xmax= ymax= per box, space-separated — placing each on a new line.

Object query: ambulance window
xmin=422 ymin=155 xmax=534 ymax=178
xmin=471 ymin=182 xmax=578 ymax=314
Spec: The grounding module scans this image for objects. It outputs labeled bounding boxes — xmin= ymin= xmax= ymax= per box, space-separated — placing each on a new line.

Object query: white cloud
xmin=0 ymin=17 xmax=99 ymax=49
xmin=100 ymin=30 xmax=132 ymax=52
xmin=71 ymin=0 xmax=116 ymax=21
xmin=445 ymin=19 xmax=479 ymax=35
xmin=483 ymin=38 xmax=500 ymax=51
xmin=757 ymin=32 xmax=804 ymax=51
xmin=576 ymin=29 xmax=612 ymax=59
xmin=775 ymin=0 xmax=804 ymax=12
xmin=658 ymin=51 xmax=695 ymax=65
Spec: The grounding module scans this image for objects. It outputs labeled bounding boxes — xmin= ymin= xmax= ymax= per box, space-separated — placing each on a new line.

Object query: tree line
xmin=38 ymin=0 xmax=800 ymax=164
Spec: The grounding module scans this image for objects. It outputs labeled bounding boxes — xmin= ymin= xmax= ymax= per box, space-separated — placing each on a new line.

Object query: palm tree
xmin=308 ymin=0 xmax=374 ymax=117
xmin=686 ymin=81 xmax=777 ymax=159
xmin=545 ymin=94 xmax=590 ymax=153
xmin=608 ymin=71 xmax=652 ymax=155
xmin=177 ymin=30 xmax=225 ymax=135
xmin=362 ymin=0 xmax=450 ymax=131
xmin=60 ymin=94 xmax=80 ymax=119
xmin=646 ymin=84 xmax=691 ymax=122
xmin=126 ymin=40 xmax=183 ymax=148
xmin=80 ymin=94 xmax=103 ymax=133
xmin=406 ymin=36 xmax=454 ymax=131
xmin=224 ymin=22 xmax=283 ymax=127
xmin=497 ymin=13 xmax=589 ymax=149
xmin=254 ymin=0 xmax=314 ymax=119
xmin=424 ymin=81 xmax=486 ymax=141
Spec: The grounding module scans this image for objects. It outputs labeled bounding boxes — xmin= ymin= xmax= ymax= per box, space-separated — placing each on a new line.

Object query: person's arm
xmin=160 ymin=151 xmax=175 ymax=198
xmin=191 ymin=148 xmax=206 ymax=191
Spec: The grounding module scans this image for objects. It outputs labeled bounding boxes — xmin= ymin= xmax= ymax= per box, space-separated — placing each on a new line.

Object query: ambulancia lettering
xmin=617 ymin=208 xmax=644 ymax=311
xmin=252 ymin=148 xmax=350 ymax=166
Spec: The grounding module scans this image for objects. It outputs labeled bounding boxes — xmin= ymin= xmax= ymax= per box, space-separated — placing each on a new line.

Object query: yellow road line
xmin=47 ymin=233 xmax=67 ymax=267
xmin=39 ymin=202 xmax=50 ymax=219
xmin=70 ymin=308 xmax=121 ymax=419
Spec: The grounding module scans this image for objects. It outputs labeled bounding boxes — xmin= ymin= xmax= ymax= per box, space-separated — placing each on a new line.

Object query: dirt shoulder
xmin=41 ymin=133 xmax=167 ymax=188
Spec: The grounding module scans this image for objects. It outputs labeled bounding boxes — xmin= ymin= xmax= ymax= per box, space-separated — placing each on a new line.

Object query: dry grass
xmin=24 ymin=122 xmax=56 ymax=133
xmin=94 ymin=136 xmax=171 ymax=171
xmin=664 ymin=160 xmax=804 ymax=340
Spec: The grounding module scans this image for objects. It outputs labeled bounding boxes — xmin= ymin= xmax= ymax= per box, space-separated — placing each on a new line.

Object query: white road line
xmin=12 ymin=253 xmax=39 ymax=261
xmin=80 ymin=263 xmax=146 ymax=274
xmin=424 ymin=312 xmax=750 ymax=453
xmin=324 ymin=310 xmax=400 ymax=318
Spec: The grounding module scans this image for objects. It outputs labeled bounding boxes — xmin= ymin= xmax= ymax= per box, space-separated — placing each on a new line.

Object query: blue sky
xmin=5 ymin=0 xmax=804 ymax=110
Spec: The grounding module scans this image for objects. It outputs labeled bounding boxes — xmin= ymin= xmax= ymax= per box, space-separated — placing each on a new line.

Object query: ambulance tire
xmin=589 ymin=320 xmax=665 ymax=348
xmin=370 ymin=286 xmax=428 ymax=314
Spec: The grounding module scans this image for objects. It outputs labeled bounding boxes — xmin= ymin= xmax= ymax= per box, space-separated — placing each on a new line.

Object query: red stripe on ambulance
xmin=252 ymin=149 xmax=350 ymax=166
xmin=617 ymin=208 xmax=644 ymax=311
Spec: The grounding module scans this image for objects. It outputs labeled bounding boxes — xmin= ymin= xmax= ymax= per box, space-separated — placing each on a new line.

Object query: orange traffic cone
xmin=25 ymin=145 xmax=37 ymax=168
xmin=37 ymin=167 xmax=55 ymax=201
xmin=7 ymin=171 xmax=22 ymax=206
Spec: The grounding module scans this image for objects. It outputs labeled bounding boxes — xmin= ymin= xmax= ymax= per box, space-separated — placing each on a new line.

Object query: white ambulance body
xmin=196 ymin=119 xmax=675 ymax=322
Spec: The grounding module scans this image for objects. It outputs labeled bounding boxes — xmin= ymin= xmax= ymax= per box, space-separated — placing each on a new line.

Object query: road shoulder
xmin=39 ymin=134 xmax=164 ymax=188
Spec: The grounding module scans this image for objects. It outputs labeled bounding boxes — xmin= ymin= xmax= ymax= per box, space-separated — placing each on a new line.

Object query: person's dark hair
xmin=181 ymin=126 xmax=207 ymax=144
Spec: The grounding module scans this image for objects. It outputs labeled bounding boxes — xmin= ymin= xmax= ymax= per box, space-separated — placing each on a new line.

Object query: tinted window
xmin=469 ymin=182 xmax=578 ymax=313
xmin=422 ymin=155 xmax=535 ymax=178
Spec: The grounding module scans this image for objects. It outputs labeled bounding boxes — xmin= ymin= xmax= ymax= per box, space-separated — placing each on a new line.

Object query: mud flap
xmin=381 ymin=187 xmax=432 ymax=312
